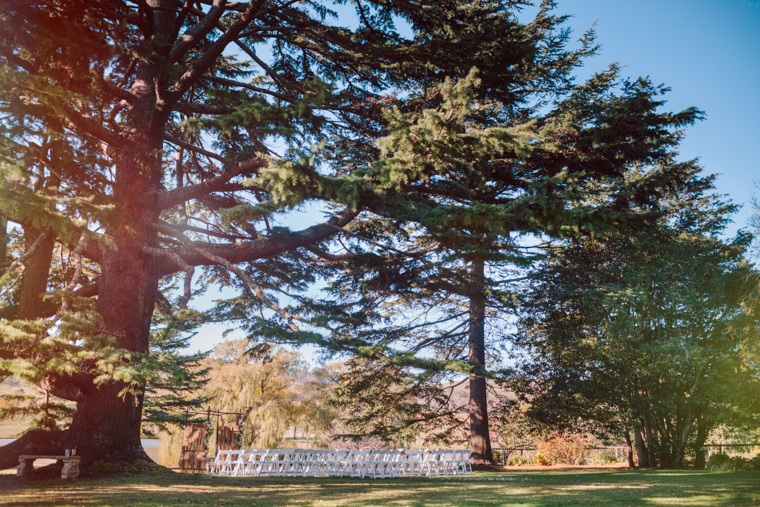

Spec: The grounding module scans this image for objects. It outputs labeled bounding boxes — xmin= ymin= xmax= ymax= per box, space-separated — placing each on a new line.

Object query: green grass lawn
xmin=1 ymin=469 xmax=758 ymax=507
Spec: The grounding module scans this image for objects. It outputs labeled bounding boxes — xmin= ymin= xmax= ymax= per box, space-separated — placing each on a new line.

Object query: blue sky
xmin=558 ymin=0 xmax=760 ymax=235
xmin=186 ymin=0 xmax=760 ymax=355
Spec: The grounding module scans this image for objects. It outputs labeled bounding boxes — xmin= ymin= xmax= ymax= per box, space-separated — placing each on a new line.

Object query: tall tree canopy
xmin=515 ymin=176 xmax=760 ymax=468
xmin=297 ymin=15 xmax=707 ymax=464
xmin=0 ymin=0 xmax=540 ymax=467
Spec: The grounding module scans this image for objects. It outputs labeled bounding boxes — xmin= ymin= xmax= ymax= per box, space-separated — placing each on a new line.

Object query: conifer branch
xmin=168 ymin=0 xmax=268 ymax=103
xmin=101 ymin=81 xmax=139 ymax=104
xmin=157 ymin=157 xmax=266 ymax=210
xmin=143 ymin=246 xmax=195 ymax=308
xmin=161 ymin=221 xmax=252 ymax=242
xmin=169 ymin=0 xmax=228 ymax=64
xmin=0 ymin=283 xmax=98 ymax=321
xmin=172 ymin=102 xmax=235 ymax=115
xmin=1 ymin=230 xmax=53 ymax=279
xmin=213 ymin=182 xmax=268 ymax=194
xmin=155 ymin=223 xmax=304 ymax=332
xmin=152 ymin=207 xmax=358 ymax=275
xmin=58 ymin=233 xmax=87 ymax=315
xmin=201 ymin=75 xmax=294 ymax=102
xmin=162 ymin=134 xmax=226 ymax=162
xmin=303 ymin=245 xmax=357 ymax=262
xmin=231 ymin=39 xmax=307 ymax=94
xmin=61 ymin=104 xmax=136 ymax=151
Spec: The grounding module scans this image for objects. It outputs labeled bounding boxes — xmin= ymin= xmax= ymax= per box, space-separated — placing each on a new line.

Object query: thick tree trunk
xmin=61 ymin=124 xmax=164 ymax=464
xmin=468 ymin=259 xmax=493 ymax=465
xmin=624 ymin=428 xmax=635 ymax=468
xmin=17 ymin=226 xmax=56 ymax=320
xmin=694 ymin=415 xmax=707 ymax=470
xmin=671 ymin=407 xmax=695 ymax=467
xmin=643 ymin=416 xmax=657 ymax=467
xmin=633 ymin=422 xmax=649 ymax=468
xmin=67 ymin=383 xmax=150 ymax=465
xmin=0 ymin=215 xmax=8 ymax=263
xmin=0 ymin=430 xmax=69 ymax=470
xmin=53 ymin=39 xmax=168 ymax=465
xmin=657 ymin=417 xmax=672 ymax=467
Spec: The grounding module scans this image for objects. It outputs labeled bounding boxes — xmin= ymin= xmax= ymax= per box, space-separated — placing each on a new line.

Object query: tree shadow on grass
xmin=0 ymin=470 xmax=758 ymax=507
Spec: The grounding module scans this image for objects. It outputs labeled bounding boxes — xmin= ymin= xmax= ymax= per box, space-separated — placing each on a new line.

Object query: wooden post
xmin=215 ymin=411 xmax=222 ymax=455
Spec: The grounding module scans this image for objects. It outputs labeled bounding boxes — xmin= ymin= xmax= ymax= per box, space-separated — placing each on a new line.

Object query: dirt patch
xmin=500 ymin=463 xmax=631 ymax=472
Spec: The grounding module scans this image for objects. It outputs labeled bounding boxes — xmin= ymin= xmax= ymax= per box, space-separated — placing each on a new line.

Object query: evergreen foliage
xmin=514 ymin=176 xmax=760 ymax=467
xmin=300 ymin=9 xmax=708 ymax=463
xmin=0 ymin=0 xmax=748 ymax=470
xmin=141 ymin=306 xmax=210 ymax=438
xmin=1 ymin=0 xmax=526 ymax=466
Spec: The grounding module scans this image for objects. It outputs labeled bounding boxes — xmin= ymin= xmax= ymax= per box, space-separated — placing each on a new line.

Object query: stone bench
xmin=18 ymin=455 xmax=81 ymax=479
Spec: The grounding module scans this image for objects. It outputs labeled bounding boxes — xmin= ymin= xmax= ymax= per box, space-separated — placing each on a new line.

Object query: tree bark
xmin=633 ymin=424 xmax=648 ymax=467
xmin=0 ymin=215 xmax=7 ymax=264
xmin=644 ymin=416 xmax=658 ymax=468
xmin=17 ymin=226 xmax=56 ymax=320
xmin=468 ymin=259 xmax=493 ymax=465
xmin=67 ymin=383 xmax=150 ymax=465
xmin=657 ymin=417 xmax=672 ymax=467
xmin=624 ymin=428 xmax=635 ymax=468
xmin=671 ymin=406 xmax=695 ymax=467
xmin=694 ymin=415 xmax=707 ymax=470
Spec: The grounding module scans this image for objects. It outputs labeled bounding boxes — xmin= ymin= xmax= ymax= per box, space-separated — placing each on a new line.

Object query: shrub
xmin=535 ymin=432 xmax=590 ymax=466
xmin=707 ymin=453 xmax=756 ymax=471
xmin=509 ymin=455 xmax=528 ymax=466
xmin=708 ymin=453 xmax=730 ymax=469
xmin=586 ymin=451 xmax=623 ymax=466
xmin=727 ymin=456 xmax=750 ymax=471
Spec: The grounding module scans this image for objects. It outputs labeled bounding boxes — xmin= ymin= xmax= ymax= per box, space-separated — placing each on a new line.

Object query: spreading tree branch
xmin=157 ymin=157 xmax=266 ymax=210
xmin=153 ymin=207 xmax=358 ymax=276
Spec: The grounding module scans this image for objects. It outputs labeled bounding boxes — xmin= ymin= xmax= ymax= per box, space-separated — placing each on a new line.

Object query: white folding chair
xmin=398 ymin=450 xmax=424 ymax=476
xmin=453 ymin=450 xmax=473 ymax=474
xmin=439 ymin=450 xmax=456 ymax=475
xmin=345 ymin=450 xmax=370 ymax=478
xmin=207 ymin=450 xmax=223 ymax=474
xmin=216 ymin=450 xmax=243 ymax=476
xmin=325 ymin=450 xmax=348 ymax=476
xmin=419 ymin=450 xmax=442 ymax=476
xmin=232 ymin=449 xmax=256 ymax=476
xmin=368 ymin=451 xmax=393 ymax=479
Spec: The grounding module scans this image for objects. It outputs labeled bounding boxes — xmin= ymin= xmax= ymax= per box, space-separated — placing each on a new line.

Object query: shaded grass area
xmin=0 ymin=469 xmax=758 ymax=507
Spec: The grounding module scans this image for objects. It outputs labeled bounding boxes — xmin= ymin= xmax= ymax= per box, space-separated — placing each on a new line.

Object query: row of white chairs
xmin=207 ymin=449 xmax=472 ymax=478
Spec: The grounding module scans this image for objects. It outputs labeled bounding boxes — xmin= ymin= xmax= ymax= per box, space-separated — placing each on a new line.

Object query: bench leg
xmin=61 ymin=459 xmax=80 ymax=479
xmin=17 ymin=458 xmax=34 ymax=478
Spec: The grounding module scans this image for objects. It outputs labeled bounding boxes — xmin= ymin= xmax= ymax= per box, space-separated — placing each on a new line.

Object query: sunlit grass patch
xmin=0 ymin=469 xmax=758 ymax=507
